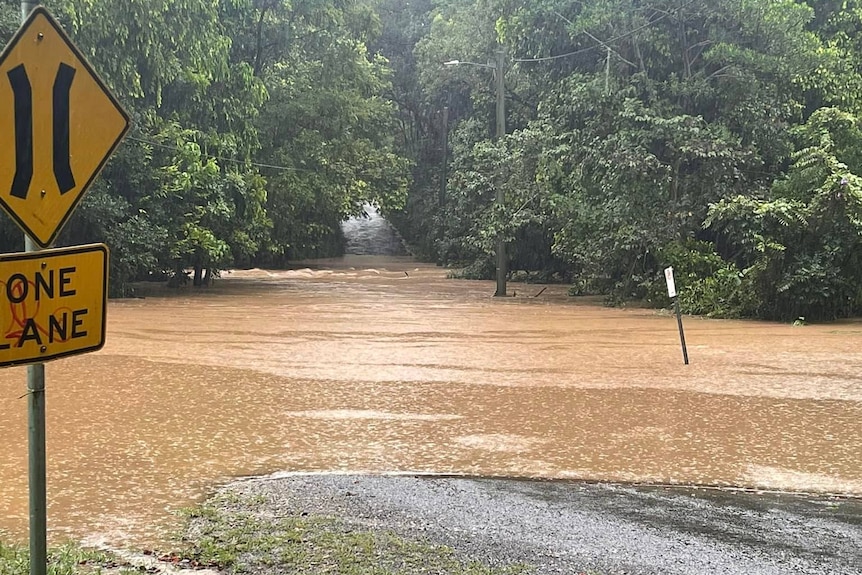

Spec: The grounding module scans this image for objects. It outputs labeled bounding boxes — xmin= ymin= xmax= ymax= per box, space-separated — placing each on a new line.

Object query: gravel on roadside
xmin=191 ymin=473 xmax=862 ymax=575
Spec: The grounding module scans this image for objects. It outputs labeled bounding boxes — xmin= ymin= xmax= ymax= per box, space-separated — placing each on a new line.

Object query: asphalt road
xmin=227 ymin=474 xmax=862 ymax=575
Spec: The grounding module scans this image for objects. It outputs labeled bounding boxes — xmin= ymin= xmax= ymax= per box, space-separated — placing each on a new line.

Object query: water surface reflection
xmin=0 ymin=256 xmax=860 ymax=545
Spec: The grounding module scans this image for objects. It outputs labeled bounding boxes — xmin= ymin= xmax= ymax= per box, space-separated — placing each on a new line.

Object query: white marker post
xmin=665 ymin=267 xmax=689 ymax=365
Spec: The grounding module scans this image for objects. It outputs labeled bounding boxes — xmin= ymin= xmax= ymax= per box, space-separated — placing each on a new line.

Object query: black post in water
xmin=674 ymin=297 xmax=689 ymax=365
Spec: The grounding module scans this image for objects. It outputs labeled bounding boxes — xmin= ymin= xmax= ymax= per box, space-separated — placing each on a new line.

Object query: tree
xmin=707 ymin=107 xmax=862 ymax=321
xmin=391 ymin=0 xmax=856 ymax=315
xmin=50 ymin=0 xmax=269 ymax=290
xmin=247 ymin=0 xmax=411 ymax=262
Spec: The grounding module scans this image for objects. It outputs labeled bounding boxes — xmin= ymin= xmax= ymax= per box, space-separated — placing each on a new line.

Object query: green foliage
xmin=40 ymin=0 xmax=272 ymax=287
xmin=241 ymin=0 xmax=411 ymax=262
xmin=385 ymin=0 xmax=862 ymax=321
xmin=707 ymin=107 xmax=862 ymax=321
xmin=803 ymin=1 xmax=862 ymax=114
xmin=0 ymin=0 xmax=410 ymax=285
xmin=180 ymin=491 xmax=535 ymax=575
xmin=3 ymin=0 xmax=862 ymax=321
xmin=0 ymin=540 xmax=128 ymax=575
xmin=647 ymin=239 xmax=756 ymax=318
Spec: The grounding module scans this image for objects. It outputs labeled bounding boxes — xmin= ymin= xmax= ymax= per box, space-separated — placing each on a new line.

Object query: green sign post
xmin=0 ymin=3 xmax=130 ymax=574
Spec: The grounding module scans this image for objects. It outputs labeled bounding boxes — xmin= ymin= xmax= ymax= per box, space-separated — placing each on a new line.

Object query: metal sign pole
xmin=0 ymin=5 xmax=124 ymax=573
xmin=20 ymin=2 xmax=47 ymax=574
xmin=20 ymin=1 xmax=38 ymax=21
xmin=26 ymin=329 xmax=46 ymax=575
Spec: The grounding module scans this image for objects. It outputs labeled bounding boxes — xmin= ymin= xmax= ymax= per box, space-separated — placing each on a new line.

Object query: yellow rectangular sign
xmin=0 ymin=244 xmax=107 ymax=367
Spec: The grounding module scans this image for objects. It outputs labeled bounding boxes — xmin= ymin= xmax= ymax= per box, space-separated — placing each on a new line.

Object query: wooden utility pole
xmin=494 ymin=47 xmax=507 ymax=297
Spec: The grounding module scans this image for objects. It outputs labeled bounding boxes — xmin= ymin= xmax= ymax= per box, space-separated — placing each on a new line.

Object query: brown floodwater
xmin=0 ymin=255 xmax=861 ymax=546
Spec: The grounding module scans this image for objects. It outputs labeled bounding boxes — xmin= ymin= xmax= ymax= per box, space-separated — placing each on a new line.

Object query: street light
xmin=444 ymin=48 xmax=508 ymax=297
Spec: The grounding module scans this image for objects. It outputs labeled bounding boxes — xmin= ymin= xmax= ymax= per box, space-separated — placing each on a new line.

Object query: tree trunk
xmin=167 ymin=264 xmax=187 ymax=288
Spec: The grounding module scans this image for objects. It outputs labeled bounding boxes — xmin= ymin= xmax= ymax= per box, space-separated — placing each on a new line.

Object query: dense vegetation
xmin=0 ymin=0 xmax=410 ymax=292
xmin=1 ymin=0 xmax=861 ymax=321
xmin=389 ymin=0 xmax=862 ymax=321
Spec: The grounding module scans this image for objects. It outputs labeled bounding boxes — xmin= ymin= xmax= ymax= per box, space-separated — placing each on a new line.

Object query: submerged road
xmin=0 ymin=208 xmax=856 ymax=568
xmin=225 ymin=473 xmax=862 ymax=575
xmin=0 ymin=203 xmax=859 ymax=550
xmin=0 ymin=257 xmax=861 ymax=546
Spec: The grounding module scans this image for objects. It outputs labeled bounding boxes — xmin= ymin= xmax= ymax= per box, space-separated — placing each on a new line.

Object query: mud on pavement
xmin=206 ymin=473 xmax=862 ymax=575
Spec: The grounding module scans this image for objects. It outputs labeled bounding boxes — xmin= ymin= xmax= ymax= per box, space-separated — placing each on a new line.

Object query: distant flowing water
xmin=341 ymin=205 xmax=407 ymax=256
xmin=0 ymin=257 xmax=860 ymax=547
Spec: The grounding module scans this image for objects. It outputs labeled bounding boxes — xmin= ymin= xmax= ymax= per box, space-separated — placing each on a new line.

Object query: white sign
xmin=664 ymin=266 xmax=677 ymax=298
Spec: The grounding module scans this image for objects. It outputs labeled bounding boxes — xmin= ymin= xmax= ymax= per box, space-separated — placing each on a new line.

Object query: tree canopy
xmin=1 ymin=0 xmax=861 ymax=321
xmin=390 ymin=0 xmax=862 ymax=321
xmin=0 ymin=0 xmax=409 ymax=291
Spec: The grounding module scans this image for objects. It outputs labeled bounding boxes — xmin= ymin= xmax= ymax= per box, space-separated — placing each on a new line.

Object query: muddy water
xmin=1 ymin=256 xmax=861 ymax=546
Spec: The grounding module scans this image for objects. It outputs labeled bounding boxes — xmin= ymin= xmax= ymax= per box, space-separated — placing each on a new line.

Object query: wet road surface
xmin=216 ymin=473 xmax=862 ymax=575
xmin=0 ymin=256 xmax=860 ymax=547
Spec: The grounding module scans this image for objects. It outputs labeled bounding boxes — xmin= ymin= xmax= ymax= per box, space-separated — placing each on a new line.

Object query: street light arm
xmin=443 ymin=59 xmax=495 ymax=69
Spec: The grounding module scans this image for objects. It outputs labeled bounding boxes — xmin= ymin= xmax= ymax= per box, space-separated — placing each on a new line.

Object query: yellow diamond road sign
xmin=0 ymin=243 xmax=108 ymax=367
xmin=0 ymin=7 xmax=130 ymax=248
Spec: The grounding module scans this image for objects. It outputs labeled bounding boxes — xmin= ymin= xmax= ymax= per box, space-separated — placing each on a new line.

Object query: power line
xmin=514 ymin=0 xmax=700 ymax=63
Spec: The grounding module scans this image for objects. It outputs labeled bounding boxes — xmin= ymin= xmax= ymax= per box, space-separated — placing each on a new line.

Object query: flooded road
xmin=0 ymin=256 xmax=861 ymax=546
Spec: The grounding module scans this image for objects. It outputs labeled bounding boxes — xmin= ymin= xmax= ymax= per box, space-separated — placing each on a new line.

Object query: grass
xmin=0 ymin=540 xmax=138 ymax=575
xmin=1 ymin=491 xmax=602 ymax=575
xmin=174 ymin=491 xmax=536 ymax=575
